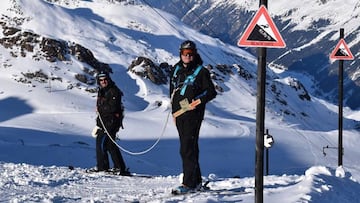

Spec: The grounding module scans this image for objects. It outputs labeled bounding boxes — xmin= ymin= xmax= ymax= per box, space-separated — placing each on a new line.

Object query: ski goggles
xmin=181 ymin=49 xmax=195 ymax=57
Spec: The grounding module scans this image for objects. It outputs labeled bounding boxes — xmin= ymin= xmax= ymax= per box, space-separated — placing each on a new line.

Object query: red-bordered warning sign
xmin=238 ymin=5 xmax=286 ymax=48
xmin=329 ymin=39 xmax=354 ymax=60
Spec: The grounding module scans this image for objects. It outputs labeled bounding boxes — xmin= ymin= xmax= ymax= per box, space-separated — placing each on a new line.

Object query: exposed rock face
xmin=0 ymin=19 xmax=111 ymax=89
xmin=128 ymin=56 xmax=171 ymax=85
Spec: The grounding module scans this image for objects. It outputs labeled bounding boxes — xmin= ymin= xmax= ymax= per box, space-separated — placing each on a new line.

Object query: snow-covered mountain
xmin=1 ymin=0 xmax=360 ymax=202
xmin=146 ymin=0 xmax=360 ymax=109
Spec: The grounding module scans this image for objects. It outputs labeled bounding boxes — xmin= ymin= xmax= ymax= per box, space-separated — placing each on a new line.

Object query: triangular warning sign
xmin=330 ymin=39 xmax=354 ymax=60
xmin=238 ymin=5 xmax=286 ymax=48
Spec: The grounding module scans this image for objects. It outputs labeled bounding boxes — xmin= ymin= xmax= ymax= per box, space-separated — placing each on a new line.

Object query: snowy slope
xmin=0 ymin=0 xmax=360 ymax=202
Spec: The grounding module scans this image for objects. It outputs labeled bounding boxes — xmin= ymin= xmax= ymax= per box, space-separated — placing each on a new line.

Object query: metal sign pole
xmin=255 ymin=44 xmax=266 ymax=203
xmin=255 ymin=1 xmax=267 ymax=202
xmin=338 ymin=28 xmax=344 ymax=166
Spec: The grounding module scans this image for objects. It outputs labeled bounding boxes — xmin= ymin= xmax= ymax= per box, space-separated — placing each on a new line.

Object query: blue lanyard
xmin=173 ymin=65 xmax=202 ymax=96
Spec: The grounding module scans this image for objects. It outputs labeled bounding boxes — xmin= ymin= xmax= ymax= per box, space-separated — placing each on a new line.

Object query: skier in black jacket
xmin=91 ymin=71 xmax=129 ymax=175
xmin=170 ymin=40 xmax=217 ymax=194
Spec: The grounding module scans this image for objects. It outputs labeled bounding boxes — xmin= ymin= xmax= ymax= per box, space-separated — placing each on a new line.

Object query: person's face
xmin=99 ymin=77 xmax=108 ymax=88
xmin=180 ymin=49 xmax=195 ymax=66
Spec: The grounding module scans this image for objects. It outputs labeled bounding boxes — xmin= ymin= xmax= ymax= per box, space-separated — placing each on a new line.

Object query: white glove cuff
xmin=91 ymin=126 xmax=101 ymax=138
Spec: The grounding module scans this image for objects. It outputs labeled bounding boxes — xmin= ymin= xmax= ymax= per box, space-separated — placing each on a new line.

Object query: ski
xmin=171 ymin=181 xmax=251 ymax=196
xmin=204 ymin=187 xmax=251 ymax=195
xmin=171 ymin=186 xmax=250 ymax=196
xmin=68 ymin=166 xmax=156 ymax=178
xmin=88 ymin=169 xmax=155 ymax=178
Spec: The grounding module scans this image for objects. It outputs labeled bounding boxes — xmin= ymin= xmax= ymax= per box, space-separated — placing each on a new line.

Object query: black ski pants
xmin=96 ymin=130 xmax=126 ymax=171
xmin=176 ymin=118 xmax=203 ymax=188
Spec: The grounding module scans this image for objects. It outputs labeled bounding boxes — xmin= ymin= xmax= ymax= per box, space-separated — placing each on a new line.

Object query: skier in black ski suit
xmin=92 ymin=71 xmax=129 ymax=175
xmin=170 ymin=40 xmax=217 ymax=193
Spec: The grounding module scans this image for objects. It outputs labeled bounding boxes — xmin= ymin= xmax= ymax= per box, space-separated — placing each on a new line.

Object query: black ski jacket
xmin=170 ymin=61 xmax=217 ymax=120
xmin=96 ymin=81 xmax=124 ymax=133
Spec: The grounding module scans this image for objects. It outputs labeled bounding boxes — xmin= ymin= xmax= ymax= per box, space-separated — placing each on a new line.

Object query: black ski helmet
xmin=96 ymin=70 xmax=110 ymax=85
xmin=179 ymin=40 xmax=197 ymax=51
